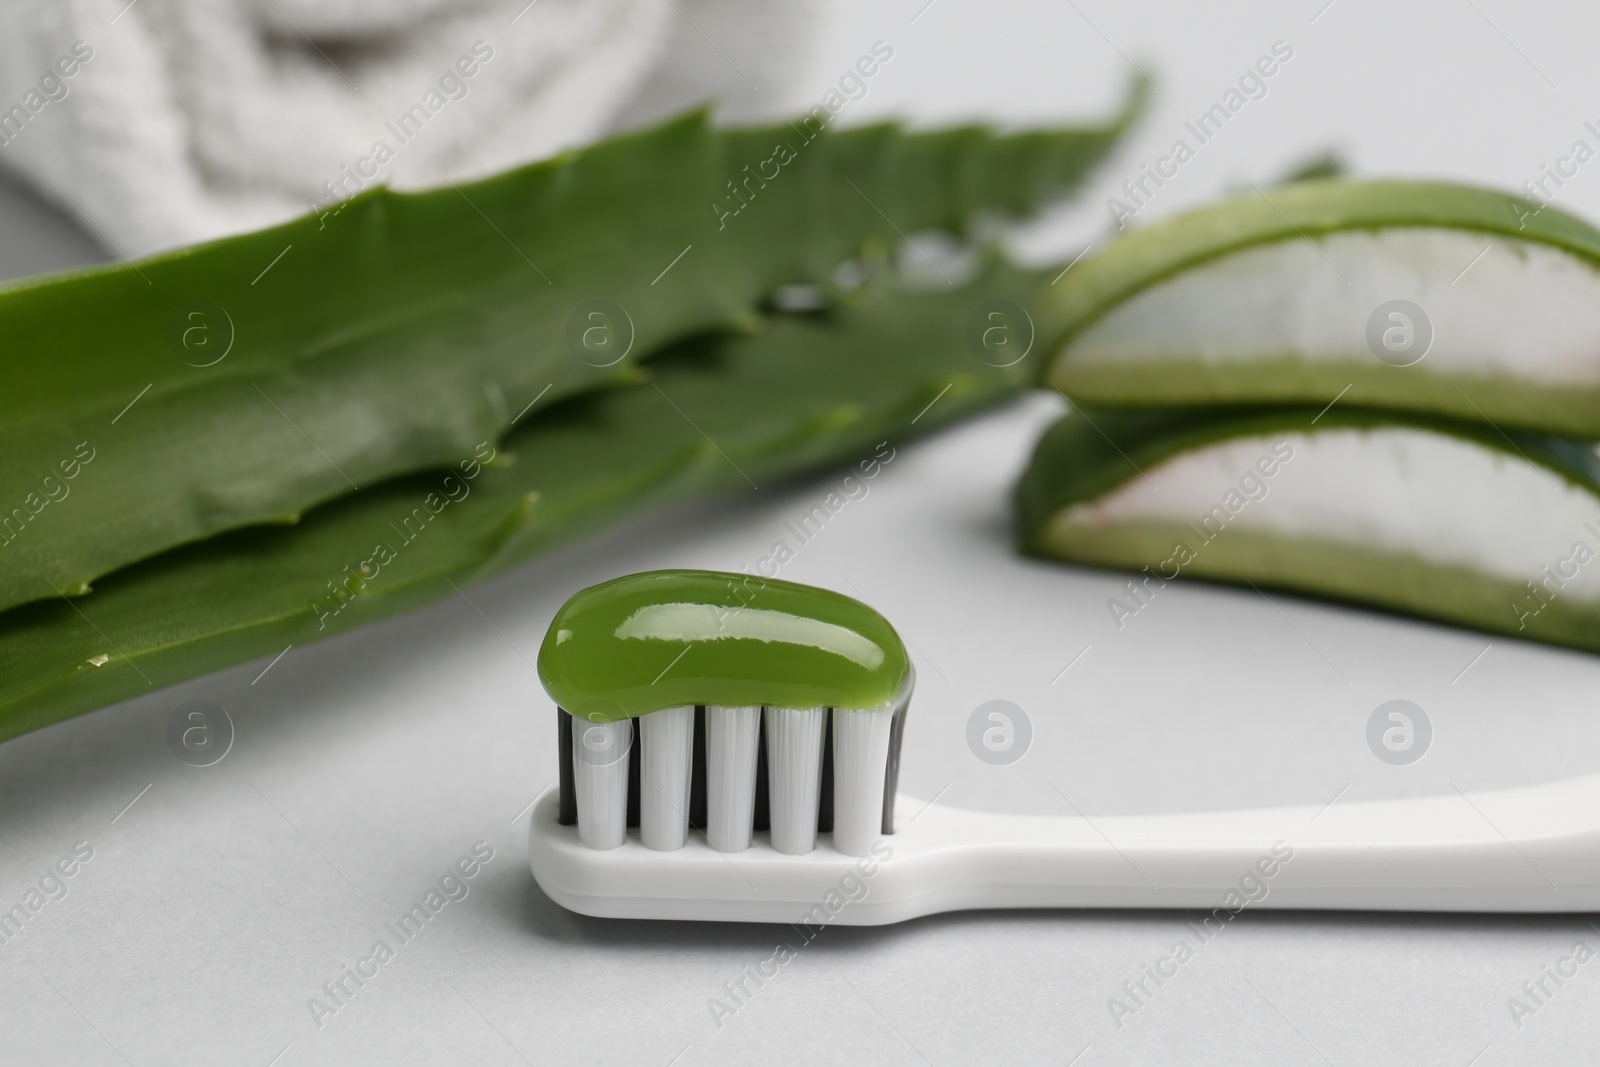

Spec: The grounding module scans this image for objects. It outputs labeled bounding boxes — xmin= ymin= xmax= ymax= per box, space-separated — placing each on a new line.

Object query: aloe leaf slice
xmin=0 ymin=263 xmax=1046 ymax=744
xmin=1042 ymin=180 xmax=1600 ymax=437
xmin=1016 ymin=403 xmax=1600 ymax=651
xmin=0 ymin=98 xmax=1138 ymax=616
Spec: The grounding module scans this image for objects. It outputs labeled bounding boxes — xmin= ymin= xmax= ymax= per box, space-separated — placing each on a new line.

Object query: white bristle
xmin=573 ymin=717 xmax=633 ymax=850
xmin=831 ymin=706 xmax=894 ymax=856
xmin=639 ymin=706 xmax=693 ymax=851
xmin=765 ymin=707 xmax=826 ymax=855
xmin=705 ymin=705 xmax=761 ymax=853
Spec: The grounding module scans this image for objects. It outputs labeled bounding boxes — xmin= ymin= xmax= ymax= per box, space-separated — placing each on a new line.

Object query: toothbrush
xmin=530 ymin=570 xmax=1600 ymax=923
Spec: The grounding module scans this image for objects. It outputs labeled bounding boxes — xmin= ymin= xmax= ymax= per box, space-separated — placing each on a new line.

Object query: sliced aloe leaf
xmin=0 ymin=263 xmax=1046 ymax=744
xmin=1042 ymin=180 xmax=1600 ymax=437
xmin=0 ymin=97 xmax=1138 ymax=616
xmin=1016 ymin=403 xmax=1600 ymax=652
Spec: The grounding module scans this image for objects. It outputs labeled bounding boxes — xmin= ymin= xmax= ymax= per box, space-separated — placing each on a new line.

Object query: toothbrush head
xmin=532 ymin=570 xmax=914 ymax=915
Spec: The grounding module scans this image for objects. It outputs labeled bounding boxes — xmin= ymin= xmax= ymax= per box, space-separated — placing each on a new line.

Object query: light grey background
xmin=5 ymin=2 xmax=1600 ymax=1064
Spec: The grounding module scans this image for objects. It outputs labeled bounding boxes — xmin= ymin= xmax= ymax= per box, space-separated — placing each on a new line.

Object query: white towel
xmin=0 ymin=0 xmax=837 ymax=257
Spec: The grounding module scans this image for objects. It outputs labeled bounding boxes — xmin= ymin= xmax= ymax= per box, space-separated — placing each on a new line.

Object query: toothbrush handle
xmin=526 ymin=779 xmax=1600 ymax=924
xmin=901 ymin=775 xmax=1600 ymax=914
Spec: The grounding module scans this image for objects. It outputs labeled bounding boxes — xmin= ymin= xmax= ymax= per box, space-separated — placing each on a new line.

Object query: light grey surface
xmin=5 ymin=2 xmax=1600 ymax=1065
xmin=0 ymin=169 xmax=104 ymax=283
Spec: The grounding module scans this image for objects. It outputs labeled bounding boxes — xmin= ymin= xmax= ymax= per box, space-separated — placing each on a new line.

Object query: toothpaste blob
xmin=537 ymin=570 xmax=911 ymax=720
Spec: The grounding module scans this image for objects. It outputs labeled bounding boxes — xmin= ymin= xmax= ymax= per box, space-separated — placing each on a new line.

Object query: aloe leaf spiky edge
xmin=1039 ymin=180 xmax=1600 ymax=436
xmin=0 ymin=264 xmax=1048 ymax=745
xmin=1015 ymin=404 xmax=1600 ymax=653
xmin=0 ymin=96 xmax=1140 ymax=617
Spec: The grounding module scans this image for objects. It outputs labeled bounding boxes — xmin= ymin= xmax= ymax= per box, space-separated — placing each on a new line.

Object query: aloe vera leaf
xmin=0 ymin=99 xmax=1138 ymax=617
xmin=1041 ymin=179 xmax=1600 ymax=437
xmin=1016 ymin=403 xmax=1600 ymax=651
xmin=0 ymin=264 xmax=1046 ymax=744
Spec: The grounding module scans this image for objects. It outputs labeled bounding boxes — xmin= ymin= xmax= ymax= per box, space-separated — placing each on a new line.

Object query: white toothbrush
xmin=530 ymin=570 xmax=1600 ymax=923
xmin=531 ymin=728 xmax=1600 ymax=924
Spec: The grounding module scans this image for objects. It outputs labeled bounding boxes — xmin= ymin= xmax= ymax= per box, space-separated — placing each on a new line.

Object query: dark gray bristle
xmin=752 ymin=714 xmax=770 ymax=834
xmin=689 ymin=705 xmax=707 ymax=829
xmin=556 ymin=708 xmax=576 ymax=825
xmin=817 ymin=710 xmax=834 ymax=834
xmin=882 ymin=699 xmax=909 ymax=834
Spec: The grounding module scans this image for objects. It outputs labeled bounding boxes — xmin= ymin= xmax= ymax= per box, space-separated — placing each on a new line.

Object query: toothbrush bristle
xmin=571 ymin=718 xmax=632 ymax=850
xmin=556 ymin=684 xmax=911 ymax=856
xmin=639 ymin=705 xmax=693 ymax=851
xmin=705 ymin=706 xmax=761 ymax=852
xmin=766 ymin=707 xmax=827 ymax=855
xmin=831 ymin=706 xmax=896 ymax=856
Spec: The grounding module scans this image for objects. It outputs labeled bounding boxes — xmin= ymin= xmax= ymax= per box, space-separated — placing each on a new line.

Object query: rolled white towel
xmin=0 ymin=0 xmax=838 ymax=256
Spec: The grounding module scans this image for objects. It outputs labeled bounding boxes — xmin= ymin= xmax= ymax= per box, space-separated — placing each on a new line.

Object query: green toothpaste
xmin=538 ymin=570 xmax=910 ymax=720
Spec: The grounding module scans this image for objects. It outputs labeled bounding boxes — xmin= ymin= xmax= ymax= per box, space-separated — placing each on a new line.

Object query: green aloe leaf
xmin=1041 ymin=179 xmax=1600 ymax=437
xmin=1016 ymin=403 xmax=1600 ymax=652
xmin=0 ymin=263 xmax=1047 ymax=744
xmin=0 ymin=98 xmax=1139 ymax=616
